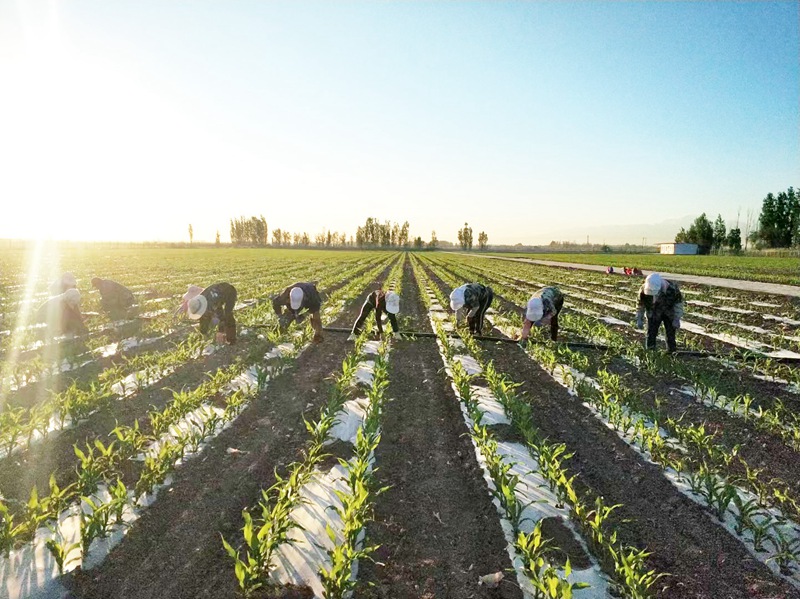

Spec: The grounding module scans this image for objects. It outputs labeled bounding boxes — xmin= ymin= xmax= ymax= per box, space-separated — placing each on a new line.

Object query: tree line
xmin=675 ymin=187 xmax=797 ymax=253
xmin=457 ymin=223 xmax=488 ymax=250
xmin=227 ymin=215 xmax=351 ymax=247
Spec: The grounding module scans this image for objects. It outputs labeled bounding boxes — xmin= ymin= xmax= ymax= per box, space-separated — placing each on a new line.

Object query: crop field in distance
xmin=491 ymin=252 xmax=800 ymax=286
xmin=1 ymin=246 xmax=800 ymax=599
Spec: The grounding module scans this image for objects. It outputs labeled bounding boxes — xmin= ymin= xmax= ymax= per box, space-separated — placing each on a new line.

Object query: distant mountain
xmin=535 ymin=215 xmax=695 ymax=246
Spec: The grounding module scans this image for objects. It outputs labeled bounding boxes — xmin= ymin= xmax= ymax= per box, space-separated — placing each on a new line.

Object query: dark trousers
xmin=468 ymin=288 xmax=494 ymax=334
xmin=646 ymin=312 xmax=676 ymax=352
xmin=352 ymin=298 xmax=397 ymax=335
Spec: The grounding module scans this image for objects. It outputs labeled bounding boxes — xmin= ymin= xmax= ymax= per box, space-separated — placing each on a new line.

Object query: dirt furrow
xmin=356 ymin=257 xmax=521 ymax=599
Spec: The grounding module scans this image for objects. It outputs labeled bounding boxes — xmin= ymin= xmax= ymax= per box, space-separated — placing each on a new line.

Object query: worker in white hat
xmin=174 ymin=284 xmax=205 ymax=319
xmin=49 ymin=272 xmax=77 ymax=296
xmin=187 ymin=282 xmax=238 ymax=344
xmin=635 ymin=273 xmax=684 ymax=352
xmin=520 ymin=286 xmax=564 ymax=342
xmin=272 ymin=282 xmax=324 ymax=343
xmin=449 ymin=282 xmax=494 ymax=335
xmin=349 ymin=289 xmax=401 ymax=340
xmin=35 ymin=288 xmax=87 ymax=336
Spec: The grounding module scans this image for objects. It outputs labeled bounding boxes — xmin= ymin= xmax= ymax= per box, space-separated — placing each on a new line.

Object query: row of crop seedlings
xmin=1 ymin=253 xmax=397 ymax=487
xmin=561 ymin=311 xmax=800 ymax=446
xmin=0 ymin=251 xmax=375 ymax=378
xmin=499 ymin=258 xmax=798 ymax=359
xmin=223 ymin=255 xmax=403 ymax=598
xmin=496 ymin=266 xmax=800 ymax=449
xmin=0 ymin=254 xmax=375 ymax=388
xmin=544 ymin=266 xmax=800 ymax=342
xmin=0 ymin=256 xmax=397 ymax=469
xmin=427 ymin=253 xmax=797 ymax=358
xmin=429 ymin=256 xmax=800 ymax=536
xmin=410 ymin=255 xmax=663 ymax=599
xmin=0 ymin=256 xmax=396 ymax=599
xmin=433 ymin=256 xmax=800 ymax=493
xmin=224 ymin=327 xmax=391 ymax=598
xmin=424 ymin=254 xmax=800 ymax=391
xmin=514 ymin=325 xmax=800 ymax=584
xmin=430 ymin=254 xmax=800 ymax=424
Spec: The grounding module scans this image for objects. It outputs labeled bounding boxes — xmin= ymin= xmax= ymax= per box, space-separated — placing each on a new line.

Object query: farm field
xmin=484 ymin=252 xmax=800 ymax=285
xmin=1 ymin=248 xmax=800 ymax=599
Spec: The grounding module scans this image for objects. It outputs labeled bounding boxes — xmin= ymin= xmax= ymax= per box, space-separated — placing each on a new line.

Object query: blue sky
xmin=0 ymin=1 xmax=797 ymax=243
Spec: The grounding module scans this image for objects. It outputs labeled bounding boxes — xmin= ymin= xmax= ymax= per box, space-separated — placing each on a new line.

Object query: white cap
xmin=289 ymin=287 xmax=304 ymax=310
xmin=187 ymin=294 xmax=208 ymax=319
xmin=643 ymin=273 xmax=663 ymax=296
xmin=450 ymin=285 xmax=466 ymax=311
xmin=62 ymin=288 xmax=81 ymax=309
xmin=385 ymin=292 xmax=400 ymax=314
xmin=183 ymin=285 xmax=203 ymax=302
xmin=526 ymin=297 xmax=544 ymax=322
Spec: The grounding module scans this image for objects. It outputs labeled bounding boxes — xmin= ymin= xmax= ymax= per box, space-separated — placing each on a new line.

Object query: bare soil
xmin=356 ymin=258 xmax=521 ymax=599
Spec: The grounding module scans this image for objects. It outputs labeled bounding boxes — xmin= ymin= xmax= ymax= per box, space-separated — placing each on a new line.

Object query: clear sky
xmin=1 ymin=1 xmax=797 ymax=244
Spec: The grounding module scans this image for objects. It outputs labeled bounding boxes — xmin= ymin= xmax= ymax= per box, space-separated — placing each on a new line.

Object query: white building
xmin=659 ymin=242 xmax=699 ymax=255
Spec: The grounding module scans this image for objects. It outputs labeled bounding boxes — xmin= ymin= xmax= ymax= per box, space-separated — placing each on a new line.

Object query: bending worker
xmin=91 ymin=277 xmax=136 ymax=318
xmin=35 ymin=288 xmax=87 ymax=336
xmin=450 ymin=282 xmax=494 ymax=335
xmin=272 ymin=282 xmax=324 ymax=343
xmin=635 ymin=273 xmax=684 ymax=353
xmin=520 ymin=286 xmax=564 ymax=342
xmin=187 ymin=282 xmax=238 ymax=344
xmin=349 ymin=290 xmax=400 ymax=340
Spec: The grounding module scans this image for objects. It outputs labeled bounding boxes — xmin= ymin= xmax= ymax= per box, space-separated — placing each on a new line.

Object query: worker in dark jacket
xmin=187 ymin=282 xmax=238 ymax=344
xmin=520 ymin=286 xmax=564 ymax=341
xmin=272 ymin=282 xmax=323 ymax=343
xmin=349 ymin=290 xmax=400 ymax=340
xmin=91 ymin=278 xmax=136 ymax=318
xmin=35 ymin=288 xmax=87 ymax=336
xmin=450 ymin=283 xmax=494 ymax=335
xmin=635 ymin=273 xmax=684 ymax=353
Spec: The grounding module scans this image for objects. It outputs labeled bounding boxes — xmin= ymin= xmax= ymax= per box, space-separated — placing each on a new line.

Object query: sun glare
xmin=0 ymin=238 xmax=62 ymax=406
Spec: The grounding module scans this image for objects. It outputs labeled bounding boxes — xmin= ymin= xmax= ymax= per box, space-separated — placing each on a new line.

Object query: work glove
xmin=347 ymin=333 xmax=357 ymax=341
xmin=672 ymin=317 xmax=681 ymax=330
xmin=635 ymin=315 xmax=644 ymax=330
xmin=393 ymin=332 xmax=402 ymax=340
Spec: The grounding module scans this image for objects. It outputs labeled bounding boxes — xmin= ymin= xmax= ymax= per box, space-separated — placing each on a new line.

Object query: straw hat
xmin=187 ymin=294 xmax=208 ymax=320
xmin=183 ymin=285 xmax=203 ymax=302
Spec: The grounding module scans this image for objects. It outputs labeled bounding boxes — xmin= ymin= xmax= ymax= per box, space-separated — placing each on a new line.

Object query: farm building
xmin=659 ymin=242 xmax=699 ymax=255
